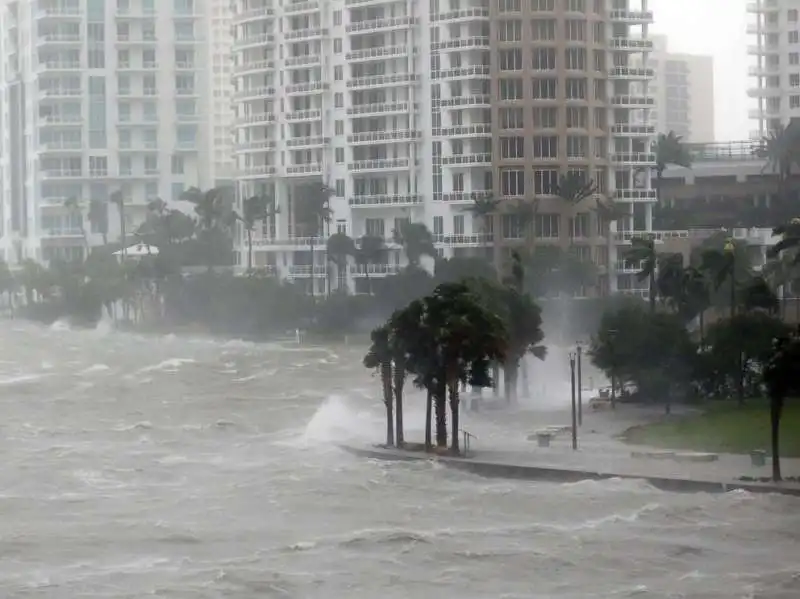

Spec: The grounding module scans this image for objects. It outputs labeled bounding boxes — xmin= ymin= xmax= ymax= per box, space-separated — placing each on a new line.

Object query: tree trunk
xmin=365 ymin=266 xmax=371 ymax=295
xmin=492 ymin=362 xmax=500 ymax=397
xmin=246 ymin=228 xmax=253 ymax=273
xmin=649 ymin=268 xmax=656 ymax=313
xmin=738 ymin=354 xmax=746 ymax=407
xmin=425 ymin=388 xmax=433 ymax=450
xmin=381 ymin=363 xmax=394 ymax=447
xmin=435 ymin=376 xmax=447 ymax=448
xmin=449 ymin=377 xmax=460 ymax=454
xmin=610 ymin=374 xmax=616 ymax=410
xmin=770 ymin=393 xmax=783 ymax=482
xmin=394 ymin=364 xmax=404 ymax=447
xmin=699 ymin=309 xmax=705 ymax=349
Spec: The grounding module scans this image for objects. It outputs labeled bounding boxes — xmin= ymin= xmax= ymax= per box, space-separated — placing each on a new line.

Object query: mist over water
xmin=0 ymin=320 xmax=798 ymax=598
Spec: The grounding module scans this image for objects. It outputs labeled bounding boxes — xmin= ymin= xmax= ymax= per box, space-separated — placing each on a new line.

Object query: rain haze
xmin=0 ymin=0 xmax=799 ymax=597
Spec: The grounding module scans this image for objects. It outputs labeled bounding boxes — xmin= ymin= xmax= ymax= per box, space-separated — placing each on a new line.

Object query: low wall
xmin=339 ymin=444 xmax=800 ymax=497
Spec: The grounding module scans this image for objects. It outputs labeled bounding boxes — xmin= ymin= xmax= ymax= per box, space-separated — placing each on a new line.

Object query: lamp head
xmin=724 ymin=239 xmax=735 ymax=253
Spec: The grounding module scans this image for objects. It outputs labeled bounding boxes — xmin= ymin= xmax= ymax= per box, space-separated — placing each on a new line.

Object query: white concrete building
xmin=648 ymin=34 xmax=714 ymax=142
xmin=231 ymin=0 xmax=657 ymax=297
xmin=747 ymin=0 xmax=800 ymax=136
xmin=208 ymin=0 xmax=235 ymax=182
xmin=0 ymin=0 xmax=213 ymax=266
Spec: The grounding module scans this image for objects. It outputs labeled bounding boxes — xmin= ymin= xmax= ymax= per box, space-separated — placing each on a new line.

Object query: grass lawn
xmin=622 ymin=401 xmax=800 ymax=457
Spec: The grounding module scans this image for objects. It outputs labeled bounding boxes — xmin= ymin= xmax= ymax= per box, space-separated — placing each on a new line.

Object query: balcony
xmin=41 ymin=228 xmax=84 ymax=238
xmin=284 ymin=27 xmax=327 ymax=41
xmin=608 ymin=38 xmax=653 ymax=52
xmin=349 ymin=264 xmax=401 ymax=277
xmin=233 ymin=7 xmax=276 ymax=24
xmin=236 ymin=113 xmax=277 ymax=126
xmin=441 ymin=95 xmax=490 ymax=108
xmin=39 ymin=141 xmax=82 ymax=153
xmin=36 ymin=7 xmax=82 ymax=19
xmin=346 ymin=45 xmax=408 ymax=62
xmin=234 ymin=86 xmax=276 ymax=101
xmin=609 ymin=67 xmax=654 ymax=80
xmin=440 ymin=190 xmax=492 ymax=203
xmin=433 ymin=65 xmax=490 ymax=81
xmin=610 ymin=94 xmax=655 ymax=107
xmin=233 ymin=59 xmax=275 ymax=76
xmin=286 ymin=109 xmax=322 ymax=122
xmin=614 ymin=189 xmax=657 ymax=203
xmin=233 ymin=33 xmax=274 ymax=49
xmin=348 ymin=158 xmax=410 ymax=172
xmin=611 ymin=152 xmax=656 ymax=166
xmin=747 ymin=86 xmax=783 ymax=98
xmin=39 ymin=61 xmax=81 ymax=72
xmin=285 ymin=54 xmax=321 ymax=68
xmin=616 ymin=260 xmax=646 ymax=274
xmin=347 ymin=102 xmax=412 ymax=117
xmin=285 ymin=81 xmax=328 ymax=95
xmin=748 ymin=44 xmax=780 ymax=55
xmin=346 ymin=16 xmax=415 ymax=33
xmin=286 ymin=136 xmax=329 ymax=148
xmin=431 ymin=36 xmax=489 ymax=51
xmin=609 ymin=9 xmax=653 ymax=23
xmin=434 ymin=234 xmax=493 ymax=247
xmin=442 ymin=153 xmax=491 ymax=166
xmin=284 ymin=1 xmax=320 ymax=14
xmin=746 ymin=1 xmax=781 ymax=13
xmin=37 ymin=33 xmax=81 ymax=46
xmin=238 ymin=165 xmax=278 ymax=179
xmin=253 ymin=236 xmax=325 ymax=249
xmin=40 ymin=88 xmax=82 ymax=99
xmin=611 ymin=124 xmax=656 ymax=136
xmin=40 ymin=114 xmax=83 ymax=126
xmin=436 ymin=124 xmax=491 ymax=138
xmin=346 ymin=73 xmax=417 ymax=89
xmin=349 ymin=194 xmax=422 ymax=207
xmin=288 ymin=265 xmax=328 ymax=277
xmin=41 ymin=169 xmax=83 ymax=179
xmin=347 ymin=130 xmax=420 ymax=144
xmin=286 ymin=163 xmax=323 ymax=176
xmin=431 ymin=8 xmax=490 ymax=22
xmin=748 ymin=64 xmax=781 ymax=77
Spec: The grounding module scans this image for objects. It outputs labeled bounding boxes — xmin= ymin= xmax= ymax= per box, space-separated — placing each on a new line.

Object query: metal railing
xmin=460 ymin=429 xmax=476 ymax=457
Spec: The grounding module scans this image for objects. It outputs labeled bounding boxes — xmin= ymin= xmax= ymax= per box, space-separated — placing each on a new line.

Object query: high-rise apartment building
xmin=232 ymin=0 xmax=657 ymax=298
xmin=648 ymin=34 xmax=714 ymax=142
xmin=0 ymin=0 xmax=212 ymax=266
xmin=747 ymin=0 xmax=800 ymax=136
xmin=209 ymin=0 xmax=235 ymax=182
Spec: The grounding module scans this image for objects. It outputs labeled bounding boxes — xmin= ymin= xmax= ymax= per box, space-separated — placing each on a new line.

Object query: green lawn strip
xmin=622 ymin=402 xmax=800 ymax=457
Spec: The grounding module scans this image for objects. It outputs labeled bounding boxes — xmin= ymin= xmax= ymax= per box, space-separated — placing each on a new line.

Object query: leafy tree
xmin=0 ymin=259 xmax=15 ymax=310
xmin=393 ymin=221 xmax=436 ymax=268
xmin=768 ymin=217 xmax=800 ymax=264
xmin=590 ymin=304 xmax=696 ymax=413
xmin=467 ymin=195 xmax=499 ymax=261
xmin=110 ymin=190 xmax=127 ymax=257
xmin=656 ymin=252 xmax=686 ymax=311
xmin=755 ymin=127 xmax=800 ymax=217
xmin=356 ymin=235 xmax=386 ymax=295
xmin=88 ymin=199 xmax=109 ymax=246
xmin=554 ymin=173 xmax=597 ymax=242
xmin=326 ymin=232 xmax=355 ymax=293
xmin=64 ymin=197 xmax=88 ymax=255
xmin=625 ymin=236 xmax=658 ymax=312
xmin=363 ymin=325 xmax=394 ymax=446
xmin=703 ymin=313 xmax=789 ymax=403
xmin=239 ymin=195 xmax=277 ymax=273
xmin=434 ymin=255 xmax=496 ymax=285
xmin=740 ymin=275 xmax=779 ymax=314
xmin=653 ymin=131 xmax=692 ymax=202
xmin=762 ymin=326 xmax=800 ymax=481
xmin=181 ymin=186 xmax=236 ymax=270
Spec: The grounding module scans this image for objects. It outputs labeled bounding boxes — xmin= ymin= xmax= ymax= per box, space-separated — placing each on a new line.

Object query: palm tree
xmin=554 ymin=173 xmax=597 ymax=243
xmin=763 ymin=251 xmax=800 ymax=320
xmin=181 ymin=186 xmax=236 ymax=271
xmin=239 ymin=195 xmax=277 ymax=273
xmin=699 ymin=245 xmax=739 ymax=319
xmin=755 ymin=126 xmax=800 ymax=216
xmin=653 ymin=131 xmax=692 ymax=202
xmin=356 ymin=235 xmax=386 ymax=294
xmin=64 ymin=197 xmax=88 ymax=256
xmin=625 ymin=236 xmax=658 ymax=312
xmin=769 ymin=217 xmax=800 ymax=262
xmin=110 ymin=190 xmax=127 ymax=259
xmin=363 ymin=325 xmax=394 ymax=447
xmin=655 ymin=253 xmax=685 ymax=311
xmin=0 ymin=259 xmax=15 ymax=312
xmin=763 ymin=327 xmax=800 ymax=481
xmin=682 ymin=265 xmax=710 ymax=345
xmin=326 ymin=232 xmax=355 ymax=292
xmin=467 ymin=195 xmax=499 ymax=262
xmin=298 ymin=183 xmax=333 ymax=298
xmin=741 ymin=275 xmax=780 ymax=314
xmin=87 ymin=200 xmax=109 ymax=246
xmin=393 ymin=221 xmax=436 ymax=269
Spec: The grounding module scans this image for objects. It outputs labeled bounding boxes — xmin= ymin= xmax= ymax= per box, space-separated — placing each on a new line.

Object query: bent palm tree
xmin=554 ymin=173 xmax=597 ymax=243
xmin=653 ymin=131 xmax=692 ymax=202
xmin=393 ymin=221 xmax=436 ymax=269
xmin=356 ymin=235 xmax=386 ymax=294
xmin=467 ymin=195 xmax=499 ymax=262
xmin=64 ymin=197 xmax=89 ymax=257
xmin=88 ymin=199 xmax=109 ymax=246
xmin=626 ymin=236 xmax=658 ymax=312
xmin=363 ymin=325 xmax=394 ymax=447
xmin=326 ymin=232 xmax=355 ymax=292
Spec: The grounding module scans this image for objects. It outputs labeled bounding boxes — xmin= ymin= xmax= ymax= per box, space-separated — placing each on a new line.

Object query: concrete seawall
xmin=339 ymin=444 xmax=800 ymax=497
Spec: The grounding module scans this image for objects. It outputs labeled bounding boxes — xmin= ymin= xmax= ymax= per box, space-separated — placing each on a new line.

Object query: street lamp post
xmin=576 ymin=344 xmax=583 ymax=426
xmin=569 ymin=352 xmax=578 ymax=450
xmin=724 ymin=238 xmax=736 ymax=320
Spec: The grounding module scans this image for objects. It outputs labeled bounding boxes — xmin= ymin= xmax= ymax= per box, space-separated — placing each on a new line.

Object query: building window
xmin=566 ymin=106 xmax=588 ymax=128
xmin=532 ymin=47 xmax=556 ymax=70
xmin=499 ymin=78 xmax=523 ymax=100
xmin=334 ymin=38 xmax=342 ymax=53
xmin=334 ymin=65 xmax=343 ymax=80
xmin=171 ymin=155 xmax=184 ymax=174
xmin=532 ymin=78 xmax=557 ymax=99
xmin=535 ymin=214 xmax=559 ymax=239
xmin=453 ymin=214 xmax=465 ymax=235
xmin=565 ymin=19 xmax=585 ymax=41
xmin=565 ymin=78 xmax=587 ymax=99
xmin=533 ymin=169 xmax=558 ymax=194
xmin=531 ymin=19 xmax=556 ymax=41
xmin=499 ymin=48 xmax=523 ymax=70
xmin=497 ymin=20 xmax=522 ymax=41
xmin=498 ymin=0 xmax=521 ymax=12
xmin=335 ymin=148 xmax=344 ymax=163
xmin=335 ymin=93 xmax=343 ymax=107
xmin=335 ymin=179 xmax=345 ymax=197
xmin=500 ymin=136 xmax=525 ymax=159
xmin=366 ymin=218 xmax=385 ymax=237
xmin=499 ymin=107 xmax=524 ymax=129
xmin=334 ymin=10 xmax=342 ymax=25
xmin=565 ymin=47 xmax=586 ymax=70
xmin=531 ymin=0 xmax=555 ymax=10
xmin=532 ymin=136 xmax=558 ymax=158
xmin=500 ymin=168 xmax=525 ymax=197
xmin=533 ymin=107 xmax=557 ymax=128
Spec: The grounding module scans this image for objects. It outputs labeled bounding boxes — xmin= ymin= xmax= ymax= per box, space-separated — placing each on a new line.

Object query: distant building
xmin=747 ymin=0 xmax=800 ymax=135
xmin=648 ymin=35 xmax=715 ymax=142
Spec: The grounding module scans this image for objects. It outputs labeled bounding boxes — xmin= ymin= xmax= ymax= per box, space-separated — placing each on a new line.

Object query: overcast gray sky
xmin=650 ymin=0 xmax=748 ymax=141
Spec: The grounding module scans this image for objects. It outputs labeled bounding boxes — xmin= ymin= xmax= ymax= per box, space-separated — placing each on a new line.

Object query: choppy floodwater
xmin=0 ymin=320 xmax=798 ymax=598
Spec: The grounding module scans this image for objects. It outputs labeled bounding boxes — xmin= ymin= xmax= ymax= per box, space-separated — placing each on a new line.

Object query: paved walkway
xmin=344 ymin=403 xmax=800 ymax=495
